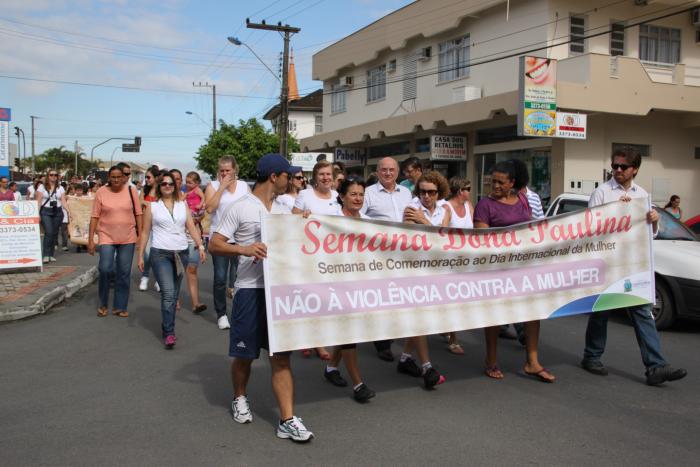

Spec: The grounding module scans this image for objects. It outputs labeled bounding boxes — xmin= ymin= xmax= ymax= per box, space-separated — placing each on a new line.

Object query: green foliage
xmin=195 ymin=118 xmax=299 ymax=179
xmin=25 ymin=146 xmax=100 ymax=176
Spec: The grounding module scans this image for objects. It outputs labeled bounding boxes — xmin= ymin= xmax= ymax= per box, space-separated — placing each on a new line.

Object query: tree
xmin=26 ymin=146 xmax=100 ymax=176
xmin=195 ymin=118 xmax=299 ymax=179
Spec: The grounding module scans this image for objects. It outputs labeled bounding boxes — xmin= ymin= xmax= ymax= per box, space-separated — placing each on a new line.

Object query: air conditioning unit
xmin=341 ymin=75 xmax=354 ymax=87
xmin=692 ymin=8 xmax=700 ymax=26
xmin=416 ymin=47 xmax=432 ymax=61
xmin=387 ymin=59 xmax=397 ymax=73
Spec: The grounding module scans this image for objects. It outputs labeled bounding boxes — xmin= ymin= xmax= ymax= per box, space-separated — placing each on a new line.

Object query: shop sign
xmin=555 ymin=112 xmax=587 ymax=140
xmin=430 ymin=135 xmax=467 ymax=161
xmin=290 ymin=153 xmax=332 ymax=172
xmin=0 ymin=201 xmax=43 ymax=270
xmin=0 ymin=121 xmax=8 ymax=165
xmin=518 ymin=56 xmax=557 ymax=137
xmin=334 ymin=147 xmax=366 ymax=168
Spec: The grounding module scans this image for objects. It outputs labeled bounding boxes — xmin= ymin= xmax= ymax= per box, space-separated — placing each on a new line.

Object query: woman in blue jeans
xmin=35 ymin=170 xmax=67 ymax=263
xmin=88 ymin=166 xmax=142 ymax=317
xmin=137 ymin=172 xmax=206 ymax=349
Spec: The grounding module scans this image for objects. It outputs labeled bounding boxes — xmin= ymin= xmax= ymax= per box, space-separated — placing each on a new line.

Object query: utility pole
xmin=192 ymin=82 xmax=217 ymax=132
xmin=74 ymin=140 xmax=79 ymax=176
xmin=245 ymin=19 xmax=300 ymax=156
xmin=30 ymin=115 xmax=37 ymax=174
xmin=14 ymin=127 xmax=26 ymax=175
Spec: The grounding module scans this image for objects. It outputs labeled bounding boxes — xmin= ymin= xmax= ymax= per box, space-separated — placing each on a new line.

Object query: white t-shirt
xmin=13 ymin=192 xmax=22 ymax=201
xmin=276 ymin=193 xmax=296 ymax=211
xmin=215 ymin=193 xmax=290 ymax=289
xmin=208 ymin=180 xmax=250 ymax=236
xmin=151 ymin=200 xmax=189 ymax=251
xmin=408 ymin=197 xmax=447 ymax=226
xmin=294 ymin=188 xmax=340 ymax=215
xmin=333 ymin=205 xmax=370 ymax=219
xmin=441 ymin=200 xmax=473 ymax=229
xmin=36 ymin=184 xmax=65 ymax=209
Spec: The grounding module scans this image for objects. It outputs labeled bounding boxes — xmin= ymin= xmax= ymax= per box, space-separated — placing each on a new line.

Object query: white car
xmin=546 ymin=193 xmax=700 ymax=329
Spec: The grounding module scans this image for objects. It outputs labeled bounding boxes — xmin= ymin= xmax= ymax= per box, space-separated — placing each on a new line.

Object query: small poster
xmin=65 ymin=196 xmax=97 ymax=246
xmin=0 ymin=201 xmax=42 ymax=270
xmin=518 ymin=56 xmax=557 ymax=138
xmin=430 ymin=135 xmax=467 ymax=161
xmin=556 ymin=112 xmax=587 ymax=139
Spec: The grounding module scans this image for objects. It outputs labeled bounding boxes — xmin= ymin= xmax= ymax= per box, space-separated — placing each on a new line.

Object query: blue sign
xmin=0 ymin=108 xmax=10 ymax=121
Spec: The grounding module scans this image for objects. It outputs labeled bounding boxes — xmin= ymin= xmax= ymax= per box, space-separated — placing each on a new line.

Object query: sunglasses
xmin=160 ymin=182 xmax=175 ymax=187
xmin=49 ymin=173 xmax=58 ymax=176
xmin=461 ymin=186 xmax=471 ymax=192
xmin=293 ymin=175 xmax=304 ymax=180
xmin=419 ymin=189 xmax=438 ymax=196
xmin=611 ymin=163 xmax=632 ymax=171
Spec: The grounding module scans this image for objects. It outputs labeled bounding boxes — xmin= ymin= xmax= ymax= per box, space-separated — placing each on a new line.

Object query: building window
xmin=288 ymin=119 xmax=297 ymax=132
xmin=438 ymin=35 xmax=470 ymax=82
xmin=315 ymin=115 xmax=323 ymax=133
xmin=367 ymin=65 xmax=386 ymax=103
xmin=330 ymin=84 xmax=346 ymax=114
xmin=570 ymin=15 xmax=586 ymax=54
xmin=639 ymin=24 xmax=681 ymax=65
xmin=612 ymin=142 xmax=651 ymax=158
xmin=610 ymin=22 xmax=625 ymax=56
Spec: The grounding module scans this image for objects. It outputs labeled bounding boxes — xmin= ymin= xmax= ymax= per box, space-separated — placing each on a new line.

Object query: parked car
xmin=546 ymin=193 xmax=700 ymax=330
xmin=14 ymin=181 xmax=33 ymax=198
xmin=685 ymin=215 xmax=700 ymax=236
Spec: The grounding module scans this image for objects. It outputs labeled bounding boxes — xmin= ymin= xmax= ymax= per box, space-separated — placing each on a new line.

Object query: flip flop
xmin=193 ymin=304 xmax=207 ymax=314
xmin=484 ymin=365 xmax=504 ymax=379
xmin=524 ymin=367 xmax=556 ymax=383
xmin=97 ymin=307 xmax=108 ymax=317
xmin=112 ymin=309 xmax=129 ymax=318
xmin=448 ymin=343 xmax=465 ymax=355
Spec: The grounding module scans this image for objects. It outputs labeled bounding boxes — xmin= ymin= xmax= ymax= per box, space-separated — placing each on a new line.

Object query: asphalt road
xmin=1 ymin=255 xmax=699 ymax=466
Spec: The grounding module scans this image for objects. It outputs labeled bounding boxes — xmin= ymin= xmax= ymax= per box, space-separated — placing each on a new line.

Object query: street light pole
xmin=90 ymin=137 xmax=134 ymax=163
xmin=193 ymin=82 xmax=217 ymax=132
xmin=30 ymin=116 xmax=37 ymax=174
xmin=185 ymin=111 xmax=213 ymax=133
xmin=14 ymin=127 xmax=26 ymax=175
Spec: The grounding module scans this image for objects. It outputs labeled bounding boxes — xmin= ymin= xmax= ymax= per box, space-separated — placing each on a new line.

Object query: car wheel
xmin=652 ymin=278 xmax=675 ymax=330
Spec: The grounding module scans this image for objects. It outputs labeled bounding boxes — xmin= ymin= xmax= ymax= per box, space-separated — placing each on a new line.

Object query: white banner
xmin=0 ymin=201 xmax=43 ymax=269
xmin=263 ymin=199 xmax=653 ymax=353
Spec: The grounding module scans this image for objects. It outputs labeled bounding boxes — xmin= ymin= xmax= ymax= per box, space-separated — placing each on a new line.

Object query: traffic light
xmin=135 ymin=136 xmax=142 ymax=146
xmin=14 ymin=158 xmax=20 ymax=167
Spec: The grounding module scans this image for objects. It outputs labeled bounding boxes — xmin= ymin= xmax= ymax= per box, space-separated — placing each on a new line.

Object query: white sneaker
xmin=276 ymin=416 xmax=313 ymax=442
xmin=139 ymin=277 xmax=148 ymax=291
xmin=231 ymin=396 xmax=253 ymax=424
xmin=49 ymin=256 xmax=57 ymax=262
xmin=154 ymin=281 xmax=160 ymax=292
xmin=42 ymin=257 xmax=49 ymax=264
xmin=217 ymin=315 xmax=231 ymax=330
xmin=61 ymin=246 xmax=69 ymax=251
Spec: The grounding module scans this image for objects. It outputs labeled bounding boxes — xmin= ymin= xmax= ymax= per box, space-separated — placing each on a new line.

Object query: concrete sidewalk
xmin=0 ymin=248 xmax=97 ymax=322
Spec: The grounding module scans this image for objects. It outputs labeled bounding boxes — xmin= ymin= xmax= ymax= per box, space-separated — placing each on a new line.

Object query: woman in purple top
xmin=473 ymin=161 xmax=555 ymax=383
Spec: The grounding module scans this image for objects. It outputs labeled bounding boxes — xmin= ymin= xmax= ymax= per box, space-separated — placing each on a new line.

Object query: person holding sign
xmin=88 ymin=166 xmax=142 ymax=318
xmin=473 ymin=161 xmax=555 ymax=383
xmin=581 ymin=148 xmax=687 ymax=386
xmin=35 ymin=171 xmax=67 ymax=263
xmin=209 ymin=153 xmax=314 ymax=443
xmin=399 ymin=171 xmax=450 ymax=389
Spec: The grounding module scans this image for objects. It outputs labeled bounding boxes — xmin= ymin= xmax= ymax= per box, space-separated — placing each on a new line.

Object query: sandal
xmin=524 ymin=367 xmax=556 ymax=383
xmin=315 ymin=348 xmax=331 ymax=360
xmin=97 ymin=307 xmax=108 ymax=317
xmin=447 ymin=342 xmax=464 ymax=355
xmin=112 ymin=309 xmax=129 ymax=318
xmin=485 ymin=365 xmax=504 ymax=379
xmin=193 ymin=304 xmax=207 ymax=314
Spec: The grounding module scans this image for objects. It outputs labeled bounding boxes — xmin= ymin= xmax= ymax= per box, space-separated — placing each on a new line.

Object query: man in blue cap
xmin=209 ymin=153 xmax=314 ymax=443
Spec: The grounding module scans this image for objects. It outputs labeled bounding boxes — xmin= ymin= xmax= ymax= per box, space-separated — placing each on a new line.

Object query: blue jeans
xmin=40 ymin=207 xmax=63 ymax=257
xmin=211 ymin=254 xmax=238 ymax=318
xmin=150 ymin=247 xmax=188 ymax=337
xmin=98 ymin=243 xmax=135 ymax=311
xmin=583 ymin=304 xmax=667 ymax=370
xmin=141 ymin=236 xmax=153 ymax=279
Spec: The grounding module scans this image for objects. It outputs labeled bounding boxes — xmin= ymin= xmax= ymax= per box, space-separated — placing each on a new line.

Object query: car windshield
xmin=654 ymin=207 xmax=698 ymax=241
xmin=559 ymin=199 xmax=587 ymax=214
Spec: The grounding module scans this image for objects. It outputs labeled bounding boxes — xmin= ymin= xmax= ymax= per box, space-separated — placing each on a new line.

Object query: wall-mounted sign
xmin=334 ymin=147 xmax=366 ymax=168
xmin=0 ymin=121 xmax=9 ymax=165
xmin=0 ymin=108 xmax=11 ymax=121
xmin=290 ymin=153 xmax=332 ymax=172
xmin=556 ymin=112 xmax=587 ymax=139
xmin=430 ymin=135 xmax=467 ymax=161
xmin=518 ymin=56 xmax=557 ymax=137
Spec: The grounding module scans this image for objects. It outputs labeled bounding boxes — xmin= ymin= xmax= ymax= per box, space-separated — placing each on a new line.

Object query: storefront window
xmin=475 ymin=148 xmax=551 ymax=207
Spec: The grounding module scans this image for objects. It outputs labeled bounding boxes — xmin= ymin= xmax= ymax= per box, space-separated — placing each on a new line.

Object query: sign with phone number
xmin=0 ymin=201 xmax=43 ymax=270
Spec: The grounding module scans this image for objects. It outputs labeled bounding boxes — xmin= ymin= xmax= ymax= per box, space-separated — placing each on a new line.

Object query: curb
xmin=0 ymin=266 xmax=98 ymax=322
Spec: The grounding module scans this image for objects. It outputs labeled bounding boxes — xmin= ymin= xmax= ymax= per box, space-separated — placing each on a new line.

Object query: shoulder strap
xmin=40 ymin=185 xmax=58 ymax=209
xmin=127 ymin=186 xmax=139 ymax=237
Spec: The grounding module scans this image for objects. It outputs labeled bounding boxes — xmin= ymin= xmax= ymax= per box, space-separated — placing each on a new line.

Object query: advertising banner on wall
xmin=334 ymin=147 xmax=366 ymax=168
xmin=262 ymin=199 xmax=653 ymax=353
xmin=430 ymin=135 xmax=467 ymax=161
xmin=0 ymin=201 xmax=43 ymax=269
xmin=518 ymin=56 xmax=557 ymax=137
xmin=290 ymin=153 xmax=332 ymax=172
xmin=0 ymin=121 xmax=9 ymax=167
xmin=556 ymin=112 xmax=587 ymax=139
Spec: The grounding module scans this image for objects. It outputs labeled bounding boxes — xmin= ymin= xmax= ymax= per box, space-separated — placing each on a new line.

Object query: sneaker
xmin=353 ymin=383 xmax=376 ymax=403
xmin=49 ymin=256 xmax=57 ymax=262
xmin=154 ymin=281 xmax=160 ymax=292
xmin=61 ymin=246 xmax=69 ymax=251
xmin=324 ymin=369 xmax=348 ymax=387
xmin=217 ymin=315 xmax=231 ymax=330
xmin=276 ymin=416 xmax=313 ymax=442
xmin=397 ymin=357 xmax=422 ymax=377
xmin=423 ymin=367 xmax=446 ymax=389
xmin=581 ymin=359 xmax=608 ymax=376
xmin=164 ymin=335 xmax=176 ymax=349
xmin=139 ymin=277 xmax=149 ymax=291
xmin=645 ymin=365 xmax=687 ymax=386
xmin=231 ymin=396 xmax=253 ymax=424
xmin=42 ymin=257 xmax=49 ymax=264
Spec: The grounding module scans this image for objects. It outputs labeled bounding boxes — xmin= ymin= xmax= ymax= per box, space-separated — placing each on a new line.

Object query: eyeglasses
xmin=123 ymin=172 xmax=131 ymax=176
xmin=419 ymin=189 xmax=438 ymax=196
xmin=160 ymin=182 xmax=175 ymax=187
xmin=49 ymin=173 xmax=58 ymax=176
xmin=461 ymin=186 xmax=471 ymax=192
xmin=611 ymin=163 xmax=632 ymax=171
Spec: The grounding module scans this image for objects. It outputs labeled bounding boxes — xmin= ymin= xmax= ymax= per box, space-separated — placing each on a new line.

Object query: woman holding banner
xmin=473 ymin=161 xmax=555 ymax=383
xmin=398 ymin=171 xmax=449 ymax=389
xmin=319 ymin=177 xmax=376 ymax=402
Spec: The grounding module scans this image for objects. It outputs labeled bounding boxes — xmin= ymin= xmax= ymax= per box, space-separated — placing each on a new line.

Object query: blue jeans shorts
xmin=187 ymin=243 xmax=200 ymax=269
xmin=228 ymin=288 xmax=290 ymax=359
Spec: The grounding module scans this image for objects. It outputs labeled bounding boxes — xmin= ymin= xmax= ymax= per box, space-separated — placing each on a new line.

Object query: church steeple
xmin=288 ymin=49 xmax=300 ymax=102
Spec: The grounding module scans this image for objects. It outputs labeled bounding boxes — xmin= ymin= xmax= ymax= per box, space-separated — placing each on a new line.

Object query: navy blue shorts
xmin=228 ymin=288 xmax=290 ymax=359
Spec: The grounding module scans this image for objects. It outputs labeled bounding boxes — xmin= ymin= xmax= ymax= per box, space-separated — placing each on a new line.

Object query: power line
xmin=281 ymin=0 xmax=330 ymax=22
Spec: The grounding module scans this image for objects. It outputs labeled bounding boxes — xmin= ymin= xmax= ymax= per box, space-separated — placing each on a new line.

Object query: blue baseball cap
xmin=256 ymin=153 xmax=302 ymax=177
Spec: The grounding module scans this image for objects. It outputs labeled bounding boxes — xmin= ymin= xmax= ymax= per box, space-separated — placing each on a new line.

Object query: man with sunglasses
xmin=581 ymin=148 xmax=687 ymax=386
